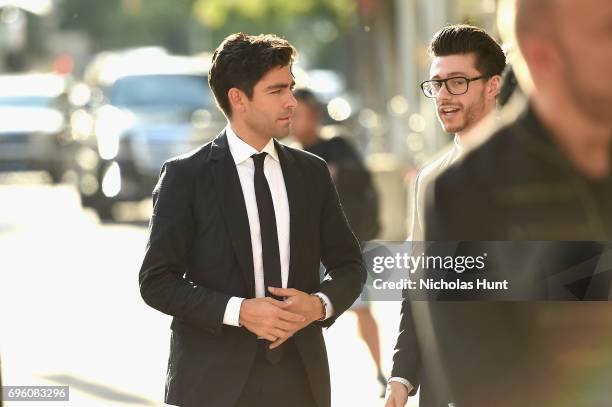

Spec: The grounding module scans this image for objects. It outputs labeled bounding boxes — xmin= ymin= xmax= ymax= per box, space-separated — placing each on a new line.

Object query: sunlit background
xmin=0 ymin=1 xmax=509 ymax=405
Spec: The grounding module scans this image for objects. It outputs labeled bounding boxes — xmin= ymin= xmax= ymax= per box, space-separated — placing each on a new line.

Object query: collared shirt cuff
xmin=222 ymin=296 xmax=245 ymax=327
xmin=313 ymin=292 xmax=334 ymax=320
xmin=388 ymin=377 xmax=414 ymax=393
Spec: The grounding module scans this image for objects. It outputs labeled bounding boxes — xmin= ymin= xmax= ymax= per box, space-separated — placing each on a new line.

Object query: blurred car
xmin=0 ymin=73 xmax=71 ymax=182
xmin=70 ymin=49 xmax=225 ymax=219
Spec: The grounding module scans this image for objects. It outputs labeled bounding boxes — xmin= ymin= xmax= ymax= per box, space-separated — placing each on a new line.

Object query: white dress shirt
xmin=222 ymin=125 xmax=333 ymax=326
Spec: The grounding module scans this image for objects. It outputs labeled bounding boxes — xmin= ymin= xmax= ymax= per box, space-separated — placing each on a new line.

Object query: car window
xmin=109 ymin=74 xmax=213 ymax=109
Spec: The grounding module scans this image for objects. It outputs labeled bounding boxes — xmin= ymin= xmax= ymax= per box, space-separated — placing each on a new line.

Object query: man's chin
xmin=442 ymin=124 xmax=463 ymax=134
xmin=438 ymin=117 xmax=463 ymax=134
xmin=273 ymin=127 xmax=291 ymax=140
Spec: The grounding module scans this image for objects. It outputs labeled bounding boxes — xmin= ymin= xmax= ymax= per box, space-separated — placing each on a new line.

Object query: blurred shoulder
xmin=161 ymin=135 xmax=222 ymax=177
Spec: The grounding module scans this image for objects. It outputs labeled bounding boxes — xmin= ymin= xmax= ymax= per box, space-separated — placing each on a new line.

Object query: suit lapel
xmin=275 ymin=140 xmax=307 ymax=288
xmin=210 ymin=133 xmax=256 ymax=298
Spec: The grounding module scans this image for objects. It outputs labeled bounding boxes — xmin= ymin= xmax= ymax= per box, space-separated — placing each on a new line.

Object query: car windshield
xmin=109 ymin=74 xmax=213 ymax=110
xmin=0 ymin=96 xmax=58 ymax=108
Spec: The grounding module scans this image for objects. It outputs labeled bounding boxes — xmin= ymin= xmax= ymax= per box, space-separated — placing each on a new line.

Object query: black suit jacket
xmin=139 ymin=132 xmax=365 ymax=407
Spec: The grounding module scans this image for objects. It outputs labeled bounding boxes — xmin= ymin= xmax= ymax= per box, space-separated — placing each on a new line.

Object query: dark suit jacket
xmin=391 ymin=145 xmax=460 ymax=407
xmin=419 ymin=103 xmax=612 ymax=407
xmin=139 ymin=132 xmax=365 ymax=407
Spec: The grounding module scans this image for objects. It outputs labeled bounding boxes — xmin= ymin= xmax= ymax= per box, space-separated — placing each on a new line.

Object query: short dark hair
xmin=429 ymin=24 xmax=506 ymax=77
xmin=208 ymin=33 xmax=297 ymax=117
xmin=293 ymin=88 xmax=323 ymax=114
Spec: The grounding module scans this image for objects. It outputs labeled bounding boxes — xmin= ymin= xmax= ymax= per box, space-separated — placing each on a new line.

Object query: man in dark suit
xmin=139 ymin=33 xmax=364 ymax=407
xmin=385 ymin=25 xmax=505 ymax=407
xmin=416 ymin=1 xmax=612 ymax=406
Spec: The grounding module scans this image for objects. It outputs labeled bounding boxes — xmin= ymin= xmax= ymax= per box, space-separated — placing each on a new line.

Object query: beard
xmin=438 ymin=91 xmax=487 ymax=134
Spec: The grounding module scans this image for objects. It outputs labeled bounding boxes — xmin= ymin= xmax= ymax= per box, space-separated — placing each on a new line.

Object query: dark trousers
xmin=234 ymin=339 xmax=316 ymax=407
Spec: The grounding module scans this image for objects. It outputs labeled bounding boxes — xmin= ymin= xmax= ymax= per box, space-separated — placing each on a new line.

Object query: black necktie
xmin=252 ymin=152 xmax=284 ymax=364
xmin=252 ymin=152 xmax=283 ymax=300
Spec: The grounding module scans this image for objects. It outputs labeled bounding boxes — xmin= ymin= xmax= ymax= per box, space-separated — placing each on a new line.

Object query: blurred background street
xmin=0 ymin=0 xmax=511 ymax=405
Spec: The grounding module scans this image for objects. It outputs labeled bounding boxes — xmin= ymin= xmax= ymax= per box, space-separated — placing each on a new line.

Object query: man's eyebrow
xmin=266 ymin=81 xmax=296 ymax=91
xmin=431 ymin=72 xmax=469 ymax=80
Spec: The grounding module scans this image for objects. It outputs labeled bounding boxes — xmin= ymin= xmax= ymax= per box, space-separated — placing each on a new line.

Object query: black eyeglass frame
xmin=420 ymin=75 xmax=487 ymax=97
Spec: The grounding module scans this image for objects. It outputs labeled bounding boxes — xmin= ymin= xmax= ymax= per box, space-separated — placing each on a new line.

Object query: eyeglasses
xmin=420 ymin=76 xmax=486 ymax=98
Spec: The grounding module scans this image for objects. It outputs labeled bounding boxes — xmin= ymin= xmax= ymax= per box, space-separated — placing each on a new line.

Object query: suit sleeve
xmin=316 ymin=160 xmax=366 ymax=328
xmin=139 ymin=160 xmax=231 ymax=336
xmin=390 ymin=171 xmax=426 ymax=394
xmin=391 ymin=299 xmax=421 ymax=396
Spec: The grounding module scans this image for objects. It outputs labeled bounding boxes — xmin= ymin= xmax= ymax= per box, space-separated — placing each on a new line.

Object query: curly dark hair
xmin=429 ymin=24 xmax=506 ymax=77
xmin=208 ymin=33 xmax=297 ymax=117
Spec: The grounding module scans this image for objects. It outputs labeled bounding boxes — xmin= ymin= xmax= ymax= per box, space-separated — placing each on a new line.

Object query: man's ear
xmin=228 ymin=88 xmax=247 ymax=115
xmin=520 ymin=36 xmax=558 ymax=93
xmin=487 ymin=75 xmax=502 ymax=99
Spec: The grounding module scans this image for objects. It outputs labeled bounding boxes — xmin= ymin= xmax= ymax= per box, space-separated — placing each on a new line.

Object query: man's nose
xmin=286 ymin=91 xmax=298 ymax=109
xmin=435 ymin=83 xmax=452 ymax=103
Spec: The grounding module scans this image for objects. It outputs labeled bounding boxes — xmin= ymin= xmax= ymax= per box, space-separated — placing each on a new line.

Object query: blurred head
xmin=424 ymin=25 xmax=506 ymax=137
xmin=515 ymin=0 xmax=612 ymax=125
xmin=209 ymin=33 xmax=298 ymax=140
xmin=291 ymin=89 xmax=323 ymax=147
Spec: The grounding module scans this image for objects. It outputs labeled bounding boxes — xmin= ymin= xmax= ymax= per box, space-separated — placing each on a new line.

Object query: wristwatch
xmin=311 ymin=293 xmax=327 ymax=321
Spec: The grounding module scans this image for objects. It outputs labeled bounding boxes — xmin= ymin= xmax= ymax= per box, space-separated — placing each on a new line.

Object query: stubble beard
xmin=440 ymin=92 xmax=487 ymax=135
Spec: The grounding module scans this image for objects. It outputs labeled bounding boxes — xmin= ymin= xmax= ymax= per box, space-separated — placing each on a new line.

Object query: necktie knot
xmin=252 ymin=152 xmax=267 ymax=172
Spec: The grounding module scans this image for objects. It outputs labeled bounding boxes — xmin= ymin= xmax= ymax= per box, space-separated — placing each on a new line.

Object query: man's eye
xmin=271 ymin=90 xmax=281 ymax=94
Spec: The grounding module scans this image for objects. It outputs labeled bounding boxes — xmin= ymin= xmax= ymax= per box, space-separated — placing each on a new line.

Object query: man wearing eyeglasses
xmin=385 ymin=24 xmax=505 ymax=407
xmin=407 ymin=25 xmax=506 ymax=242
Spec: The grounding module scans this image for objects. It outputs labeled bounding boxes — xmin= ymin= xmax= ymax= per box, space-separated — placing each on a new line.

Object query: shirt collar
xmin=453 ymin=134 xmax=465 ymax=154
xmin=225 ymin=124 xmax=279 ymax=165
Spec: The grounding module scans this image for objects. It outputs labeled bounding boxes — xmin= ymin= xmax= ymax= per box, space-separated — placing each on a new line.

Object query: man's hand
xmin=267 ymin=287 xmax=325 ymax=348
xmin=238 ymin=297 xmax=305 ymax=342
xmin=384 ymin=381 xmax=409 ymax=407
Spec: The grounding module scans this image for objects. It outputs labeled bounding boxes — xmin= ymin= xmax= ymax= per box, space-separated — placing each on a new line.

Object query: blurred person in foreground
xmin=416 ymin=0 xmax=612 ymax=406
xmin=139 ymin=33 xmax=364 ymax=407
xmin=291 ymin=89 xmax=387 ymax=395
xmin=385 ymin=24 xmax=505 ymax=407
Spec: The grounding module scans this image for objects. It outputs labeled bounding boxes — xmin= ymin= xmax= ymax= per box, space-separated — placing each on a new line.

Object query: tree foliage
xmin=59 ymin=0 xmax=356 ymax=54
xmin=192 ymin=0 xmax=355 ymax=29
